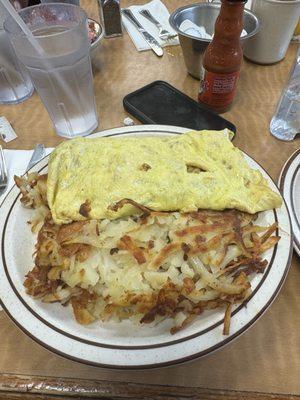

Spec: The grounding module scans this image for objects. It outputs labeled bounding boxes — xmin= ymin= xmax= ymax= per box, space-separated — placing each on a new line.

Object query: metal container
xmin=88 ymin=18 xmax=105 ymax=60
xmin=243 ymin=0 xmax=300 ymax=64
xmin=169 ymin=3 xmax=260 ymax=79
xmin=98 ymin=0 xmax=123 ymax=38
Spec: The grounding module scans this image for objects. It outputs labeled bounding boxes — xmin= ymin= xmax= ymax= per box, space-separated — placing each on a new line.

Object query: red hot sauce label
xmin=198 ymin=70 xmax=240 ymax=108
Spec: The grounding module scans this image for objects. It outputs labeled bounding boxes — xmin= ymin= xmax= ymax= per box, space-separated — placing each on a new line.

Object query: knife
xmin=26 ymin=144 xmax=46 ymax=171
xmin=122 ymin=9 xmax=163 ymax=57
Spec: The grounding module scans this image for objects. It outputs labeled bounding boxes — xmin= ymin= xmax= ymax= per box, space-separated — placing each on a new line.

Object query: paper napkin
xmin=179 ymin=19 xmax=247 ymax=39
xmin=122 ymin=0 xmax=179 ymax=51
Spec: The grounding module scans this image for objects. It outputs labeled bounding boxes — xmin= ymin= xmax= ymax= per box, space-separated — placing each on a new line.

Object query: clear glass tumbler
xmin=4 ymin=3 xmax=98 ymax=138
xmin=0 ymin=4 xmax=34 ymax=105
xmin=270 ymin=77 xmax=300 ymax=141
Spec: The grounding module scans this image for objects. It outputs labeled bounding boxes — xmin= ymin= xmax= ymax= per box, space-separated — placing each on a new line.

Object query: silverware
xmin=139 ymin=9 xmax=176 ymax=40
xmin=26 ymin=144 xmax=46 ymax=171
xmin=122 ymin=9 xmax=163 ymax=57
xmin=0 ymin=145 xmax=8 ymax=196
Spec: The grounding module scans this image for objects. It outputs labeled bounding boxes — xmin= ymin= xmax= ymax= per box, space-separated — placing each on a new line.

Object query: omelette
xmin=47 ymin=130 xmax=282 ymax=224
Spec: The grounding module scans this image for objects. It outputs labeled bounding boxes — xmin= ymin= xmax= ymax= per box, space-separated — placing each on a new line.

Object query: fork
xmin=0 ymin=145 xmax=8 ymax=195
xmin=139 ymin=9 xmax=177 ymax=40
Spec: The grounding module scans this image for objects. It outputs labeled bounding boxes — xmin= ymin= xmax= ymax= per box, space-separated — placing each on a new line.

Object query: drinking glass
xmin=270 ymin=77 xmax=300 ymax=141
xmin=0 ymin=4 xmax=33 ymax=105
xmin=4 ymin=3 xmax=98 ymax=138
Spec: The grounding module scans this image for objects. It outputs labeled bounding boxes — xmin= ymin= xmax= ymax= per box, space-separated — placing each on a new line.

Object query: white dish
xmin=0 ymin=125 xmax=293 ymax=369
xmin=279 ymin=148 xmax=300 ymax=256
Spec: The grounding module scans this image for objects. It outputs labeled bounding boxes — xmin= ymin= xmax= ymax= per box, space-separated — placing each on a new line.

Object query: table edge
xmin=0 ymin=373 xmax=298 ymax=399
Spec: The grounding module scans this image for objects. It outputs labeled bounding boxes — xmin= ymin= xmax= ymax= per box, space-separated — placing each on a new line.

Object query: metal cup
xmin=169 ymin=3 xmax=260 ymax=79
xmin=243 ymin=0 xmax=300 ymax=64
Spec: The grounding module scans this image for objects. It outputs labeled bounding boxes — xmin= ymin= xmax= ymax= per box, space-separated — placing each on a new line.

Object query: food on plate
xmin=47 ymin=130 xmax=282 ymax=224
xmin=88 ymin=20 xmax=98 ymax=44
xmin=88 ymin=19 xmax=101 ymax=44
xmin=15 ymin=130 xmax=281 ymax=335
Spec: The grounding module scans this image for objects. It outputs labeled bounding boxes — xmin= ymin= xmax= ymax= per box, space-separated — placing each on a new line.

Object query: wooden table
xmin=0 ymin=1 xmax=299 ymax=399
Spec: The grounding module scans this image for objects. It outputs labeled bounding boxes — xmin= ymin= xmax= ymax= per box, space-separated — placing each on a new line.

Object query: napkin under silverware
xmin=122 ymin=0 xmax=179 ymax=51
xmin=179 ymin=20 xmax=247 ymax=39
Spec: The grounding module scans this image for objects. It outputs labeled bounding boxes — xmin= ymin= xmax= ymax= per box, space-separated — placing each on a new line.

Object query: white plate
xmin=279 ymin=148 xmax=300 ymax=257
xmin=0 ymin=125 xmax=293 ymax=369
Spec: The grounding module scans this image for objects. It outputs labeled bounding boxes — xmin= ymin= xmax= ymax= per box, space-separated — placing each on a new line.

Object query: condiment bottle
xmin=98 ymin=0 xmax=123 ymax=38
xmin=198 ymin=0 xmax=247 ymax=113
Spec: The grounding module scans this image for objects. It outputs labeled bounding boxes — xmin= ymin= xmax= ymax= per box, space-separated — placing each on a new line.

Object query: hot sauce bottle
xmin=198 ymin=0 xmax=247 ymax=113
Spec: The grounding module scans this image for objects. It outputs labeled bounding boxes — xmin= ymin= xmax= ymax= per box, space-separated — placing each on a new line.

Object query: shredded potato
xmin=15 ymin=174 xmax=280 ymax=335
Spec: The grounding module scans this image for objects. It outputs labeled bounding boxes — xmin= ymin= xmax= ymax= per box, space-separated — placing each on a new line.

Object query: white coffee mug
xmin=243 ymin=0 xmax=300 ymax=64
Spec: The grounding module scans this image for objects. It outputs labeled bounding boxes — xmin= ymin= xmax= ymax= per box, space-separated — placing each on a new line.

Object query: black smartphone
xmin=123 ymin=81 xmax=236 ymax=136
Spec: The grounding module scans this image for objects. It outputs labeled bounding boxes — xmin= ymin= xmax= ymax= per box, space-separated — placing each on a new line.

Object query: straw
xmin=0 ymin=0 xmax=47 ymax=58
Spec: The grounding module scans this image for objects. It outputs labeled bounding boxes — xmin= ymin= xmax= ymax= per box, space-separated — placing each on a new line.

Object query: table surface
xmin=0 ymin=1 xmax=299 ymax=399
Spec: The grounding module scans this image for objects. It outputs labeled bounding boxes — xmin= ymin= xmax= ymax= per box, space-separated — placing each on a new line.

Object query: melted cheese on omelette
xmin=47 ymin=130 xmax=282 ymax=224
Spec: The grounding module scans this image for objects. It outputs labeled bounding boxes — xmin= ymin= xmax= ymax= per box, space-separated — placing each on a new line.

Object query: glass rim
xmin=3 ymin=2 xmax=88 ymax=38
